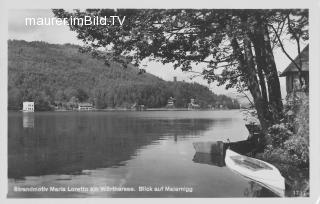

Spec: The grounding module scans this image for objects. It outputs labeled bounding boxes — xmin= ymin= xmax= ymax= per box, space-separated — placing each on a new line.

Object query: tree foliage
xmin=53 ymin=9 xmax=308 ymax=138
xmin=8 ymin=40 xmax=239 ymax=110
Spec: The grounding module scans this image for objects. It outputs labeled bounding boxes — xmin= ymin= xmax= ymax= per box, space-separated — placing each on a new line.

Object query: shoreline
xmin=10 ymin=108 xmax=239 ymax=112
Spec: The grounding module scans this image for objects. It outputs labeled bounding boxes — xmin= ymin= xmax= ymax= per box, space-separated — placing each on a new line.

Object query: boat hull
xmin=225 ymin=149 xmax=285 ymax=197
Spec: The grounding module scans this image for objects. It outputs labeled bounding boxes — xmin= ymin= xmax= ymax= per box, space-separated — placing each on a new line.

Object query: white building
xmin=166 ymin=96 xmax=175 ymax=108
xmin=78 ymin=103 xmax=93 ymax=111
xmin=23 ymin=102 xmax=34 ymax=112
xmin=188 ymin=98 xmax=200 ymax=110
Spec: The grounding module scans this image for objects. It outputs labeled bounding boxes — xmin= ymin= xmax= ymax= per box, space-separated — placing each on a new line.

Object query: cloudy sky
xmin=8 ymin=9 xmax=307 ymax=98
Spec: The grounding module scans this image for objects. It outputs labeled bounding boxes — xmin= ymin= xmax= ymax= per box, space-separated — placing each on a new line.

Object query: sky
xmin=8 ymin=9 xmax=308 ymax=100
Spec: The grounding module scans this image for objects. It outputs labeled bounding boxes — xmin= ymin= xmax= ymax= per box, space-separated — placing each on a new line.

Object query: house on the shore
xmin=166 ymin=97 xmax=176 ymax=108
xmin=22 ymin=101 xmax=34 ymax=112
xmin=188 ymin=98 xmax=200 ymax=110
xmin=78 ymin=103 xmax=93 ymax=111
xmin=131 ymin=103 xmax=146 ymax=111
xmin=280 ymin=45 xmax=309 ymax=94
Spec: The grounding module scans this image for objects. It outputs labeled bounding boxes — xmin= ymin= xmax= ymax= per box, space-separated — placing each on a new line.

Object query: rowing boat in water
xmin=225 ymin=149 xmax=285 ymax=197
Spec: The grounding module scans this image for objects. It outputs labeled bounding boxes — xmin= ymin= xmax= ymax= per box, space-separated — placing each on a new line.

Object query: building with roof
xmin=78 ymin=103 xmax=93 ymax=111
xmin=22 ymin=101 xmax=34 ymax=112
xmin=280 ymin=45 xmax=309 ymax=94
xmin=188 ymin=98 xmax=200 ymax=110
xmin=166 ymin=97 xmax=176 ymax=108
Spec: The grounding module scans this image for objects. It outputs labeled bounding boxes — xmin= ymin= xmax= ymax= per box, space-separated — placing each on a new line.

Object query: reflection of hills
xmin=8 ymin=113 xmax=215 ymax=179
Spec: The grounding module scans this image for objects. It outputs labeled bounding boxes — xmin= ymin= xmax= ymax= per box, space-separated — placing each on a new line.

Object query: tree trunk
xmin=251 ymin=41 xmax=269 ymax=103
xmin=253 ymin=16 xmax=284 ymax=122
xmin=231 ymin=37 xmax=272 ymax=136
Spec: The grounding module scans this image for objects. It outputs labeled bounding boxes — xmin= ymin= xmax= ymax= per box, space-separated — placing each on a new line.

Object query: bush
xmin=260 ymin=136 xmax=308 ymax=167
xmin=283 ymin=136 xmax=309 ymax=166
xmin=267 ymin=123 xmax=293 ymax=148
xmin=260 ymin=94 xmax=309 ymax=167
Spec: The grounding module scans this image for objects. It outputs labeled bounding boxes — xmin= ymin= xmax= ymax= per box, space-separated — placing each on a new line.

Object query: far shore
xmin=10 ymin=108 xmax=239 ymax=112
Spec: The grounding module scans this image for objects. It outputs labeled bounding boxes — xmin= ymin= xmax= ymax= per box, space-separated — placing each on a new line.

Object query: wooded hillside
xmin=8 ymin=40 xmax=239 ymax=110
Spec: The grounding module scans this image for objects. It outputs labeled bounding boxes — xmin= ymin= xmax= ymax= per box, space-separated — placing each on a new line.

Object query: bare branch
xmin=236 ymin=83 xmax=254 ymax=107
xmin=268 ymin=24 xmax=302 ymax=74
xmin=287 ymin=14 xmax=303 ymax=70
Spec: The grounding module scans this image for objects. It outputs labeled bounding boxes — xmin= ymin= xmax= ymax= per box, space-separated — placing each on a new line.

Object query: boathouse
xmin=280 ymin=45 xmax=309 ymax=94
xmin=78 ymin=103 xmax=93 ymax=111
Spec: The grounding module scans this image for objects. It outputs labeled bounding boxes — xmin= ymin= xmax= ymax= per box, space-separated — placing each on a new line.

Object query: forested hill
xmin=8 ymin=40 xmax=240 ymax=110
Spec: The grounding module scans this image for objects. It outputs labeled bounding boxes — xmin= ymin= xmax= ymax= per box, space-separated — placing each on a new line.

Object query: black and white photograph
xmin=2 ymin=0 xmax=320 ymax=202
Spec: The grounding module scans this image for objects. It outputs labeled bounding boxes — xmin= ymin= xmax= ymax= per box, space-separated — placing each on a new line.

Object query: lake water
xmin=8 ymin=110 xmax=278 ymax=197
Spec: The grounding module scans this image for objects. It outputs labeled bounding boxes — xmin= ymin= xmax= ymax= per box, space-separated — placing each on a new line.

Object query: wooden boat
xmin=193 ymin=141 xmax=224 ymax=154
xmin=225 ymin=149 xmax=285 ymax=197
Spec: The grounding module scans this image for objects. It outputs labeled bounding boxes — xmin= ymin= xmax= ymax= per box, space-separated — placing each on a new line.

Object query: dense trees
xmin=8 ymin=40 xmax=239 ymax=110
xmin=52 ymin=9 xmax=308 ymax=142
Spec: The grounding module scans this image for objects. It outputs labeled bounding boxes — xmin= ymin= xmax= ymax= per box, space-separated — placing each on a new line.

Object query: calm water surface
xmin=8 ymin=110 xmax=277 ymax=197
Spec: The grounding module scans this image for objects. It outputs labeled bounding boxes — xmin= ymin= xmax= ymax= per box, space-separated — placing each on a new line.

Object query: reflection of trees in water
xmin=243 ymin=181 xmax=276 ymax=197
xmin=8 ymin=113 xmax=215 ymax=179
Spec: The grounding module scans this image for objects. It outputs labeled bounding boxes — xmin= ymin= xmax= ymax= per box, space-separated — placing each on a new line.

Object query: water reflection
xmin=8 ymin=112 xmax=215 ymax=179
xmin=243 ymin=181 xmax=276 ymax=197
xmin=9 ymin=111 xmax=284 ymax=198
xmin=192 ymin=153 xmax=225 ymax=167
xmin=22 ymin=113 xmax=34 ymax=128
